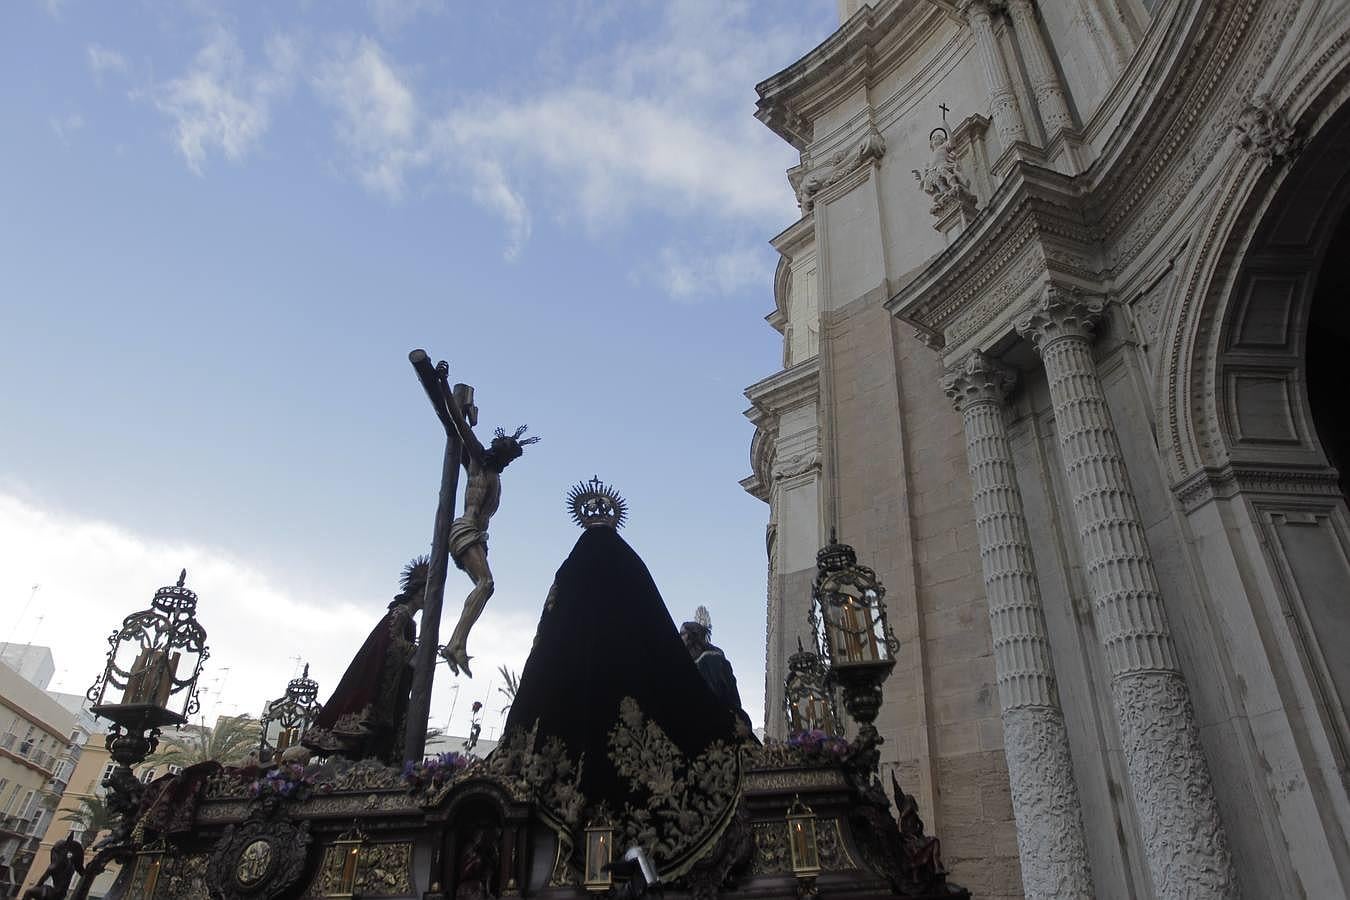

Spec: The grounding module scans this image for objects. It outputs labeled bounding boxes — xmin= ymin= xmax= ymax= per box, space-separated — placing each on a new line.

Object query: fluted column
xmin=963 ymin=0 xmax=1028 ymax=146
xmin=1005 ymin=0 xmax=1073 ymax=134
xmin=945 ymin=352 xmax=1094 ymax=900
xmin=1016 ymin=288 xmax=1238 ymax=899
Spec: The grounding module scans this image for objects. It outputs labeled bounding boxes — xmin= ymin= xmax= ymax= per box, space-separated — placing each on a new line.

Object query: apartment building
xmin=0 ymin=661 xmax=77 ymax=896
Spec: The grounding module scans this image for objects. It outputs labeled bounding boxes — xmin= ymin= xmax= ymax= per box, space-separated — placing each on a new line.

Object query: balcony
xmin=0 ymin=733 xmax=59 ymax=775
xmin=0 ymin=813 xmax=41 ymax=839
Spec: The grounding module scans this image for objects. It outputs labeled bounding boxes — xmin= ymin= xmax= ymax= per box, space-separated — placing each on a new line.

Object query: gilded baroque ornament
xmin=305 ymin=841 xmax=414 ymax=898
xmin=607 ymin=697 xmax=741 ymax=874
xmin=205 ymin=808 xmax=312 ymax=900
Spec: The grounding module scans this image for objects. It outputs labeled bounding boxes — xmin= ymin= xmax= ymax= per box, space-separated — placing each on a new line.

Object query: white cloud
xmin=49 ymin=112 xmax=84 ymax=145
xmin=650 ymin=244 xmax=774 ymax=303
xmin=468 ymin=160 xmax=531 ymax=261
xmin=313 ymin=37 xmax=419 ymax=198
xmin=153 ymin=29 xmax=298 ymax=174
xmin=86 ymin=44 xmax=128 ymax=85
xmin=368 ymin=0 xmax=445 ymax=36
xmin=305 ymin=0 xmax=806 ymax=267
xmin=0 ymin=492 xmax=531 ymax=741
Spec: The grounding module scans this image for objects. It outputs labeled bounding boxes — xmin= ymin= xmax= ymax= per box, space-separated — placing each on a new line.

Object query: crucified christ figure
xmin=438 ymin=392 xmax=538 ymax=677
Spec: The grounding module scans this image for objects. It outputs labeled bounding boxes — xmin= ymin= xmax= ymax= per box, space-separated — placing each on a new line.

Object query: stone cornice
xmin=754 ymin=0 xmax=953 ymax=150
xmin=741 ymin=425 xmax=777 ymax=503
xmin=885 ymin=162 xmax=1097 ymax=346
xmin=744 ymin=356 xmax=822 ymax=417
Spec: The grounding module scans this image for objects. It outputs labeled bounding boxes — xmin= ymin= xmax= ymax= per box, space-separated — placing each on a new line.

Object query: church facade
xmin=742 ymin=1 xmax=1350 ymax=897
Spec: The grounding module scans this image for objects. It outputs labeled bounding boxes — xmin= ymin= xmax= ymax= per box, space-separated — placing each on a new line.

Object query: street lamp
xmin=86 ymin=569 xmax=209 ymax=844
xmin=809 ymin=532 xmax=897 ymax=770
xmin=259 ymin=664 xmax=321 ymax=763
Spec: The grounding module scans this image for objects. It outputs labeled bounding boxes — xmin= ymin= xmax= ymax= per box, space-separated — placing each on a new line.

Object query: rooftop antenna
xmin=5 ymin=584 xmax=39 ymax=644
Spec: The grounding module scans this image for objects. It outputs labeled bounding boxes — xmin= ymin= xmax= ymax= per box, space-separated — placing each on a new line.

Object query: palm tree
xmin=496 ymin=666 xmax=520 ymax=715
xmin=154 ymin=714 xmax=262 ymax=769
xmin=61 ymin=795 xmax=113 ymax=843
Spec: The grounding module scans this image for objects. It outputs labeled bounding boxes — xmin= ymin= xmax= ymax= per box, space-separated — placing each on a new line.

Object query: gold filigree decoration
xmin=154 ymin=852 xmax=211 ymax=899
xmin=304 ymin=841 xmax=413 ymax=898
xmin=749 ymin=819 xmax=854 ymax=876
xmin=418 ymin=722 xmax=586 ymax=831
xmin=607 ymin=697 xmax=740 ymax=877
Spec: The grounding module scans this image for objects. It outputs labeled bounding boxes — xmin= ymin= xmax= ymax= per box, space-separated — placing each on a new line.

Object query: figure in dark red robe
xmin=303 ymin=558 xmax=427 ymax=764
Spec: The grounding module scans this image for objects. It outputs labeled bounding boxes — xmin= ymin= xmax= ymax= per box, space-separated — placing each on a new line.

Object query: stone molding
xmin=1172 ymin=463 xmax=1344 ymax=513
xmin=1023 ymin=294 xmax=1238 ymax=897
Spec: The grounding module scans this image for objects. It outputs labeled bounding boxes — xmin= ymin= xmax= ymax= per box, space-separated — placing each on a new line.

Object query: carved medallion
xmin=206 ymin=812 xmax=312 ymax=900
xmin=236 ymin=840 xmax=273 ymax=886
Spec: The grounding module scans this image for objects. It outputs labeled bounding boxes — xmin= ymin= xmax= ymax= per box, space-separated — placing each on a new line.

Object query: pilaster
xmin=1016 ymin=287 xmax=1238 ymax=899
xmin=944 ymin=351 xmax=1094 ymax=900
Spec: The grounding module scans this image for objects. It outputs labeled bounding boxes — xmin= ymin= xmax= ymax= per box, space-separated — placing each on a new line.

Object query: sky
xmin=0 ymin=0 xmax=837 ymax=744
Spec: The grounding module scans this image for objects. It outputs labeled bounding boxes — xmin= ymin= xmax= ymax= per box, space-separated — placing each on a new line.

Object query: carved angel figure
xmin=912 ymin=127 xmax=972 ymax=207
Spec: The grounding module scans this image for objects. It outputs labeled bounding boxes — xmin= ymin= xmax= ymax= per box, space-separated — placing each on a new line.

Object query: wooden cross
xmin=404 ymin=349 xmax=476 ymax=765
xmin=939 ymin=102 xmax=950 ymax=127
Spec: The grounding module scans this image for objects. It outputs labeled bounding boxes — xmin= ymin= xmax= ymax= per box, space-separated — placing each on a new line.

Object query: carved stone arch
xmin=1163 ymin=67 xmax=1350 ymax=483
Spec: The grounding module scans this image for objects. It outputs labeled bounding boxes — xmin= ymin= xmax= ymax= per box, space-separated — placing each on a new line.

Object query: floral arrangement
xmin=248 ymin=763 xmax=316 ymax=801
xmin=786 ymin=729 xmax=851 ymax=759
xmin=402 ymin=751 xmax=472 ymax=792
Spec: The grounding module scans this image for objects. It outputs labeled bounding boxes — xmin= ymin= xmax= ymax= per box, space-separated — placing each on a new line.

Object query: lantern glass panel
xmin=786 ymin=799 xmax=821 ymax=877
xmin=584 ymin=828 xmax=613 ymax=890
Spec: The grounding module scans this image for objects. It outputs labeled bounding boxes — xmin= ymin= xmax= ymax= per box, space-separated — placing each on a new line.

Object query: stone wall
xmin=825 ymin=293 xmax=1022 ymax=899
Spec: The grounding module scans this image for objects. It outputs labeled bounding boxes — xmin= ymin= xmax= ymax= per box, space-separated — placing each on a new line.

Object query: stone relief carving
xmin=1233 ymin=94 xmax=1300 ymax=163
xmin=1002 ymin=709 xmax=1095 ymax=900
xmin=912 ymin=127 xmax=978 ymax=218
xmin=1114 ymin=673 xmax=1236 ymax=899
xmin=796 ymin=124 xmax=886 ymax=212
xmin=771 ymin=450 xmax=821 ymax=481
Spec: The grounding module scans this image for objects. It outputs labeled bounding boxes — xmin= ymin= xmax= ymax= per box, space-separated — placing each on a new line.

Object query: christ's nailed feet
xmin=440 ymin=642 xmax=474 ymax=678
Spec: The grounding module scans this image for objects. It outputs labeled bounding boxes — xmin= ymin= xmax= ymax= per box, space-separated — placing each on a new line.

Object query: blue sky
xmin=0 ymin=0 xmax=836 ymax=740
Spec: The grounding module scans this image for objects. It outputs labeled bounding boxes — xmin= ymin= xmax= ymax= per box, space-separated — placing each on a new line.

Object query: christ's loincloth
xmin=449 ymin=516 xmax=488 ymax=568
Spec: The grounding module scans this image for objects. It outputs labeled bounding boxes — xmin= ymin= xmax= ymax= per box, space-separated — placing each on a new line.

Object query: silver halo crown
xmin=567 ymin=476 xmax=629 ymax=530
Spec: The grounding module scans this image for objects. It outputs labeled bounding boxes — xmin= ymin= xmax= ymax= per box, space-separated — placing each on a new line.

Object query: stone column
xmin=944 ymin=351 xmax=1094 ymax=900
xmin=1005 ymin=0 xmax=1074 ymax=134
xmin=963 ymin=0 xmax=1028 ymax=147
xmin=1016 ymin=288 xmax=1238 ymax=899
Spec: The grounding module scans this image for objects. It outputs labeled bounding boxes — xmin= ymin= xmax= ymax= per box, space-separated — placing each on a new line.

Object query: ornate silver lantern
xmin=783 ymin=638 xmax=839 ymax=735
xmin=85 ymin=569 xmax=209 ymax=848
xmin=809 ymin=533 xmax=897 ymax=770
xmin=259 ymin=664 xmax=322 ymax=763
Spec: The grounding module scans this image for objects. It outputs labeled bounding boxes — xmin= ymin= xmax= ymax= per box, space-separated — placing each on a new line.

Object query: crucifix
xmin=403 ymin=349 xmax=538 ymax=764
xmin=404 ymin=349 xmax=472 ymax=764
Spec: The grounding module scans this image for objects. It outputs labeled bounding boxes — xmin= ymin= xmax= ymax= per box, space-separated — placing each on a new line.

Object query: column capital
xmin=958 ymin=0 xmax=1000 ymax=19
xmin=1016 ymin=285 xmax=1105 ymax=353
xmin=944 ymin=351 xmax=1017 ymax=411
